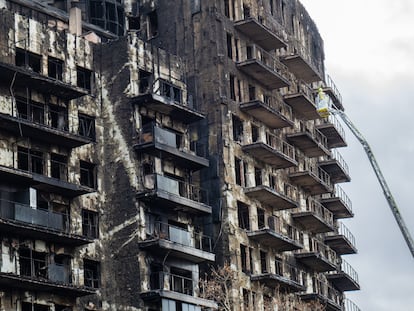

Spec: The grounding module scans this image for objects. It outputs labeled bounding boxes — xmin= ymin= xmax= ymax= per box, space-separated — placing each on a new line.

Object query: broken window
xmin=160 ymin=80 xmax=182 ymax=103
xmin=78 ymin=113 xmax=96 ymax=140
xmin=80 ymin=160 xmax=96 ymax=188
xmin=49 ymin=104 xmax=68 ymax=131
xmin=17 ymin=147 xmax=44 ymax=174
xmin=234 ymin=157 xmax=242 ymax=186
xmin=243 ymin=289 xmax=250 ymax=311
xmin=16 ymin=97 xmax=45 ymax=124
xmin=21 ymin=302 xmax=49 ymax=311
xmin=248 ymin=85 xmax=255 ymax=101
xmin=89 ymin=0 xmax=125 ymax=35
xmin=251 ymin=124 xmax=259 ymax=142
xmin=237 ymin=201 xmax=250 ymax=230
xmin=254 ymin=167 xmax=262 ymax=186
xmin=227 ymin=33 xmax=233 ymax=59
xmin=232 ymin=114 xmax=243 ymax=142
xmin=51 ymin=153 xmax=68 ymax=181
xmin=275 ymin=257 xmax=283 ymax=276
xmin=139 ymin=70 xmax=152 ymax=93
xmin=147 ymin=10 xmax=158 ymax=38
xmin=257 ymin=208 xmax=265 ymax=229
xmin=19 ymin=248 xmax=47 ymax=279
xmin=224 ymin=0 xmax=230 ymax=17
xmin=76 ymin=66 xmax=93 ymax=91
xmin=229 ymin=74 xmax=236 ymax=100
xmin=84 ymin=259 xmax=100 ymax=288
xmin=269 ymin=174 xmax=277 ymax=190
xmin=260 ymin=250 xmax=268 ymax=273
xmin=48 ymin=56 xmax=63 ymax=80
xmin=82 ymin=209 xmax=99 ymax=238
xmin=170 ymin=267 xmax=193 ymax=295
xmin=15 ymin=48 xmax=42 ymax=73
xmin=240 ymin=244 xmax=248 ymax=273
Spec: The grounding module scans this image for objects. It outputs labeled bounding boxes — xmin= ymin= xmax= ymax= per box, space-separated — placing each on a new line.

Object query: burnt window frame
xmin=84 ymin=259 xmax=101 ymax=288
xmin=80 ymin=160 xmax=97 ymax=189
xmin=50 ymin=153 xmax=68 ymax=181
xmin=237 ymin=201 xmax=250 ymax=230
xmin=47 ymin=56 xmax=64 ymax=81
xmin=76 ymin=66 xmax=93 ymax=91
xmin=15 ymin=48 xmax=42 ymax=74
xmin=232 ymin=114 xmax=243 ymax=142
xmin=78 ymin=113 xmax=96 ymax=141
xmin=82 ymin=209 xmax=99 ymax=238
xmin=89 ymin=0 xmax=125 ymax=35
xmin=17 ymin=146 xmax=44 ymax=174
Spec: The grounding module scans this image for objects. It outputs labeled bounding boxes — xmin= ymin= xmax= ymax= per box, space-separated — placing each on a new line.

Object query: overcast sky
xmin=300 ymin=0 xmax=414 ymax=310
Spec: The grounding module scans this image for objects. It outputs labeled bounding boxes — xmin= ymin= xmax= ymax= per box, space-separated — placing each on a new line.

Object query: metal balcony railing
xmin=327 ymin=222 xmax=356 ymax=248
xmin=305 ymin=237 xmax=338 ymax=265
xmin=318 ymin=115 xmax=346 ymax=141
xmin=274 ymin=259 xmax=306 ymax=286
xmin=328 ymin=149 xmax=350 ymax=176
xmin=239 ymin=44 xmax=291 ymax=78
xmin=0 ymin=198 xmax=69 ymax=232
xmin=150 ymin=271 xmax=194 ymax=296
xmin=321 ymin=185 xmax=353 ymax=213
xmin=286 ymin=80 xmax=316 ymax=103
xmin=325 ymin=74 xmax=343 ymax=105
xmin=332 ymin=260 xmax=359 ymax=284
xmin=143 ymin=173 xmax=209 ymax=205
xmin=146 ymin=221 xmax=213 ymax=252
xmin=257 ymin=216 xmax=303 ymax=245
xmin=305 ymin=197 xmax=334 ymax=227
xmin=292 ymin=157 xmax=332 ymax=189
xmin=284 ymin=182 xmax=299 ymax=203
xmin=310 ymin=276 xmax=342 ymax=306
xmin=253 ymin=131 xmax=296 ymax=162
xmin=344 ymin=299 xmax=362 ymax=311
xmin=297 ymin=121 xmax=329 ymax=150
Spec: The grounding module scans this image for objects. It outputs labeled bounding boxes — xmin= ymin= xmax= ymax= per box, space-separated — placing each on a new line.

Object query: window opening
xmin=227 ymin=33 xmax=233 ymax=59
xmin=51 ymin=153 xmax=68 ymax=181
xmin=21 ymin=302 xmax=49 ymax=311
xmin=251 ymin=124 xmax=259 ymax=142
xmin=49 ymin=104 xmax=68 ymax=130
xmin=254 ymin=167 xmax=262 ymax=186
xmin=260 ymin=250 xmax=267 ymax=273
xmin=243 ymin=5 xmax=250 ymax=19
xmin=232 ymin=114 xmax=243 ymax=142
xmin=139 ymin=70 xmax=152 ymax=93
xmin=15 ymin=48 xmax=42 ymax=73
xmin=224 ymin=0 xmax=230 ymax=17
xmin=275 ymin=257 xmax=283 ymax=276
xmin=78 ymin=113 xmax=96 ymax=140
xmin=80 ymin=160 xmax=96 ymax=188
xmin=248 ymin=85 xmax=255 ymax=101
xmin=82 ymin=209 xmax=99 ymax=238
xmin=243 ymin=289 xmax=250 ymax=311
xmin=257 ymin=208 xmax=265 ymax=229
xmin=76 ymin=66 xmax=93 ymax=91
xmin=237 ymin=201 xmax=250 ymax=230
xmin=48 ymin=56 xmax=63 ymax=80
xmin=240 ymin=244 xmax=248 ymax=273
xmin=84 ymin=259 xmax=100 ymax=288
xmin=17 ymin=147 xmax=44 ymax=174
xmin=148 ymin=10 xmax=158 ymax=38
xmin=234 ymin=157 xmax=242 ymax=186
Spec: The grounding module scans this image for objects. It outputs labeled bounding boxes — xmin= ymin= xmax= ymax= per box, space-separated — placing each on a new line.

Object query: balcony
xmin=319 ymin=150 xmax=351 ymax=184
xmin=0 ymin=257 xmax=95 ymax=297
xmin=292 ymin=198 xmax=335 ymax=233
xmin=0 ymin=154 xmax=94 ymax=198
xmin=141 ymin=272 xmax=217 ymax=309
xmin=316 ymin=116 xmax=347 ymax=148
xmin=131 ymin=78 xmax=204 ymax=124
xmin=0 ymin=99 xmax=92 ymax=148
xmin=134 ymin=123 xmax=209 ymax=170
xmin=299 ymin=279 xmax=342 ymax=311
xmin=138 ymin=174 xmax=211 ymax=214
xmin=320 ymin=185 xmax=354 ymax=219
xmin=247 ymin=216 xmax=303 ymax=252
xmin=234 ymin=16 xmax=286 ymax=51
xmin=139 ymin=222 xmax=215 ymax=263
xmin=344 ymin=299 xmax=362 ymax=311
xmin=295 ymin=238 xmax=338 ymax=272
xmin=251 ymin=261 xmax=305 ymax=292
xmin=289 ymin=160 xmax=332 ymax=195
xmin=0 ymin=42 xmax=88 ymax=100
xmin=279 ymin=40 xmax=323 ymax=83
xmin=286 ymin=123 xmax=330 ymax=158
xmin=325 ymin=222 xmax=357 ymax=255
xmin=0 ymin=199 xmax=92 ymax=246
xmin=322 ymin=75 xmax=344 ymax=111
xmin=237 ymin=45 xmax=290 ymax=90
xmin=242 ymin=132 xmax=297 ymax=168
xmin=244 ymin=182 xmax=298 ymax=211
xmin=283 ymin=82 xmax=320 ymax=120
xmin=326 ymin=260 xmax=360 ymax=291
xmin=240 ymin=96 xmax=293 ymax=129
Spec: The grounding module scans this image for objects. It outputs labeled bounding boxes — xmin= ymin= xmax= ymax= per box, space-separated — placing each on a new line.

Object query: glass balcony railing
xmin=146 ymin=221 xmax=213 ymax=252
xmin=0 ymin=198 xmax=68 ymax=232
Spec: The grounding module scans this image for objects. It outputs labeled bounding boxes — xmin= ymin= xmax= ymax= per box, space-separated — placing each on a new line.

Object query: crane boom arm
xmin=336 ymin=110 xmax=414 ymax=258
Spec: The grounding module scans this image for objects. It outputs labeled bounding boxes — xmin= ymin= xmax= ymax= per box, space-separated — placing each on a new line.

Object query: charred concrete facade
xmin=0 ymin=0 xmax=360 ymax=311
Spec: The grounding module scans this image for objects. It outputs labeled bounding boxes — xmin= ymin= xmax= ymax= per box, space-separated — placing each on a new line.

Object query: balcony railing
xmin=335 ymin=222 xmax=356 ymax=248
xmin=306 ymin=197 xmax=334 ymax=227
xmin=316 ymin=115 xmax=346 ymax=146
xmin=309 ymin=238 xmax=337 ymax=264
xmin=0 ymin=198 xmax=68 ymax=232
xmin=344 ymin=299 xmax=361 ymax=311
xmin=321 ymin=184 xmax=353 ymax=218
xmin=299 ymin=121 xmax=329 ymax=150
xmin=266 ymin=132 xmax=296 ymax=160
xmin=324 ymin=74 xmax=343 ymax=109
xmin=150 ymin=271 xmax=194 ymax=296
xmin=146 ymin=221 xmax=212 ymax=252
xmin=274 ymin=260 xmax=305 ymax=285
xmin=334 ymin=260 xmax=359 ymax=284
xmin=137 ymin=122 xmax=207 ymax=158
xmin=142 ymin=173 xmax=209 ymax=205
xmin=237 ymin=44 xmax=291 ymax=89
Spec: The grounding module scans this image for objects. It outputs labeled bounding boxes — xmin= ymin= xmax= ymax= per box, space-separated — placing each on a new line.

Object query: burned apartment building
xmin=0 ymin=0 xmax=360 ymax=311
